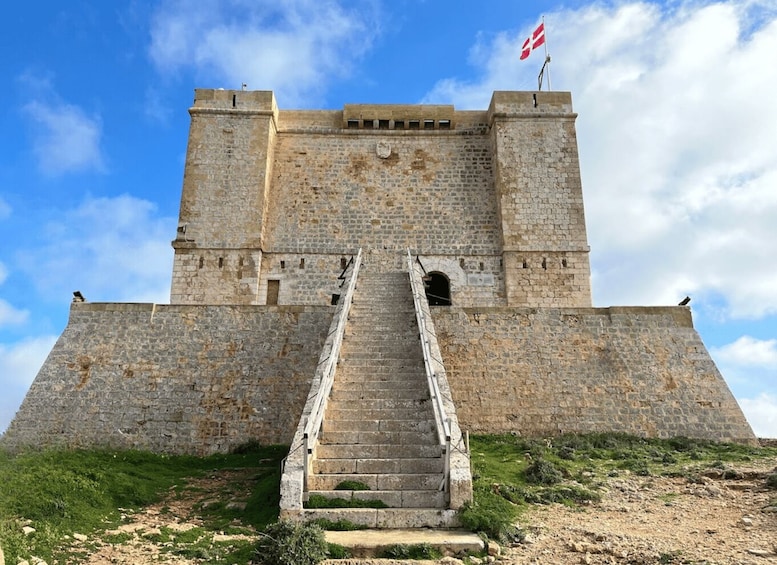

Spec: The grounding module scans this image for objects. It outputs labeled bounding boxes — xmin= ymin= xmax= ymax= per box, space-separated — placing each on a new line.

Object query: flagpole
xmin=543 ymin=15 xmax=552 ymax=91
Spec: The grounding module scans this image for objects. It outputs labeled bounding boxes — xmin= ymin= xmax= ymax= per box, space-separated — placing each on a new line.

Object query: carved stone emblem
xmin=376 ymin=141 xmax=391 ymax=159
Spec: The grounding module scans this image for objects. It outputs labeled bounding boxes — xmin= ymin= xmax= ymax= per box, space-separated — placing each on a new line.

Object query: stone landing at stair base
xmin=281 ymin=508 xmax=461 ymax=529
xmin=324 ymin=528 xmax=484 ymax=558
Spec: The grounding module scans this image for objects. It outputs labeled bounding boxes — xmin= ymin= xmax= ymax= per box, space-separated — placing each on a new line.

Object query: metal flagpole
xmin=543 ymin=15 xmax=552 ymax=91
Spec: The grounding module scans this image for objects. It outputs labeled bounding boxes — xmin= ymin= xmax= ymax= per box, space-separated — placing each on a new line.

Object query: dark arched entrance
xmin=425 ymin=272 xmax=451 ymax=306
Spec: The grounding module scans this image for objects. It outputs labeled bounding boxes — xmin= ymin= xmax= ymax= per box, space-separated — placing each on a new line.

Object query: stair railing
xmin=406 ymin=249 xmax=452 ymax=492
xmin=302 ymin=248 xmax=362 ymax=490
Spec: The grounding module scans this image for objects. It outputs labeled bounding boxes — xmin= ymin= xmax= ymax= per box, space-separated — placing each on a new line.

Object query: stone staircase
xmin=305 ymin=268 xmax=457 ymax=527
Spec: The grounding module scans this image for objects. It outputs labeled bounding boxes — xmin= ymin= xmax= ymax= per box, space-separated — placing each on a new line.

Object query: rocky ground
xmin=16 ymin=454 xmax=775 ymax=565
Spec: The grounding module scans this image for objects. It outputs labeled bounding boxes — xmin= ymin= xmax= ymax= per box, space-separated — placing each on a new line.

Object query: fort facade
xmin=2 ymin=90 xmax=755 ymax=456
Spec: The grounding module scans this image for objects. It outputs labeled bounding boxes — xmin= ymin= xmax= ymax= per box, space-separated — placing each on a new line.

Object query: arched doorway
xmin=425 ymin=272 xmax=451 ymax=306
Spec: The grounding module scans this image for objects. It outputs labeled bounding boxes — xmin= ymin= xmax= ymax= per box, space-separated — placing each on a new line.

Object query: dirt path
xmin=501 ymin=457 xmax=777 ymax=564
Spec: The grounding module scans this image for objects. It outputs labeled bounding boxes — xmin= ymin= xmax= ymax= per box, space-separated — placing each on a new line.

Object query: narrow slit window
xmin=542 ymin=258 xmax=547 ymax=270
xmin=199 ymin=256 xmax=204 ymax=269
xmin=232 ymin=94 xmax=236 ymax=108
xmin=299 ymin=258 xmax=305 ymax=269
xmin=218 ymin=257 xmax=224 ymax=269
xmin=562 ymin=258 xmax=568 ymax=268
xmin=280 ymin=260 xmax=286 ymax=269
xmin=340 ymin=257 xmax=347 ymax=270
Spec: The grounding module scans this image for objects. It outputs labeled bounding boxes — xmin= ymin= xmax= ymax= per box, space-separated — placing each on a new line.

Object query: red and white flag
xmin=520 ymin=22 xmax=546 ymax=60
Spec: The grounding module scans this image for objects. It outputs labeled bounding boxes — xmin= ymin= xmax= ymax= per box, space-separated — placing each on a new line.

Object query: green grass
xmin=464 ymin=433 xmax=777 ymax=541
xmin=0 ymin=443 xmax=287 ymax=564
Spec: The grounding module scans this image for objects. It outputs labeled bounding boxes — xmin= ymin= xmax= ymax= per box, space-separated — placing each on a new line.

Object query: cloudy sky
xmin=1 ymin=0 xmax=776 ymax=437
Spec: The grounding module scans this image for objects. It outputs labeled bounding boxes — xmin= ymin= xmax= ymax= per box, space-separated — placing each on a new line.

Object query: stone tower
xmin=170 ymin=89 xmax=591 ymax=309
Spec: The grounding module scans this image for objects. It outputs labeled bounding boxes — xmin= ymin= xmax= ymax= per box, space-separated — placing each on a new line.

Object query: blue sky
xmin=1 ymin=0 xmax=776 ymax=437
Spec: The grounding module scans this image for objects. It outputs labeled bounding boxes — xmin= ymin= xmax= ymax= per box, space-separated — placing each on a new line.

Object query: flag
xmin=520 ymin=22 xmax=546 ymax=60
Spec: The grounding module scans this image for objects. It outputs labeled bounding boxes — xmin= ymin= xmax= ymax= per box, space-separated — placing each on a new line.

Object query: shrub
xmin=524 ymin=458 xmax=564 ymax=485
xmin=255 ymin=521 xmax=327 ymax=565
xmin=334 ymin=480 xmax=371 ymax=491
xmin=766 ymin=473 xmax=777 ymax=490
xmin=380 ymin=543 xmax=441 ymax=559
xmin=459 ymin=490 xmax=520 ymax=543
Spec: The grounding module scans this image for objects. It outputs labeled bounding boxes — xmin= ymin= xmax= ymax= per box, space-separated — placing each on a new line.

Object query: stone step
xmin=312 ymin=457 xmax=444 ymax=475
xmin=339 ymin=351 xmax=423 ymax=361
xmin=320 ymin=430 xmax=437 ymax=446
xmin=334 ymin=369 xmax=426 ymax=380
xmin=332 ymin=379 xmax=427 ymax=391
xmin=309 ymin=489 xmax=446 ymax=508
xmin=327 ymin=398 xmax=432 ymax=410
xmin=307 ymin=472 xmax=445 ymax=491
xmin=329 ymin=388 xmax=430 ymax=401
xmin=322 ymin=419 xmax=436 ymax=433
xmin=315 ymin=443 xmax=443 ymax=459
xmin=298 ymin=508 xmax=461 ymax=529
xmin=326 ymin=407 xmax=426 ymax=421
xmin=323 ymin=529 xmax=483 ymax=558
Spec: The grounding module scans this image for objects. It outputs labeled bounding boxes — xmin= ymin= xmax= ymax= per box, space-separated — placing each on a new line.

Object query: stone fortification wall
xmin=433 ymin=306 xmax=756 ymax=443
xmin=2 ymin=302 xmax=332 ymax=455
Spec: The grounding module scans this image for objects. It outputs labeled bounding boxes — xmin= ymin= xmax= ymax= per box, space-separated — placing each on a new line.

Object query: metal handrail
xmin=406 ymin=249 xmax=451 ymax=490
xmin=302 ymin=249 xmax=362 ymax=489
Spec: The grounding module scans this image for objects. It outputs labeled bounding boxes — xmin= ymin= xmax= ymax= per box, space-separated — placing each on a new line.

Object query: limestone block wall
xmin=2 ymin=302 xmax=332 ymax=455
xmin=263 ymin=128 xmax=500 ymax=256
xmin=433 ymin=306 xmax=755 ymax=443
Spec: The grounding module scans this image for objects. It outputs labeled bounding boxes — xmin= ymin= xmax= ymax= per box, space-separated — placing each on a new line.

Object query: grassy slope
xmin=0 ymin=444 xmax=287 ymax=564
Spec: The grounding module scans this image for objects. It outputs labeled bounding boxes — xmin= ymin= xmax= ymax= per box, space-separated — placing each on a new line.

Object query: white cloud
xmin=423 ymin=1 xmax=777 ymax=320
xmin=19 ymin=194 xmax=174 ymax=304
xmin=0 ymin=335 xmax=58 ymax=434
xmin=0 ymin=300 xmax=28 ymax=327
xmin=738 ymin=393 xmax=777 ymax=438
xmin=149 ymin=0 xmax=380 ymax=106
xmin=23 ymin=98 xmax=106 ymax=176
xmin=712 ymin=336 xmax=777 ymax=368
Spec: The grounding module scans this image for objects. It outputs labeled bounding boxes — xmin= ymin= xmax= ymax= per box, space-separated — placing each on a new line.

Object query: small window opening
xmin=347 ymin=119 xmax=359 ymax=129
xmin=562 ymin=258 xmax=568 ymax=268
xmin=439 ymin=119 xmax=451 ymax=130
xmin=232 ymin=94 xmax=236 ymax=108
xmin=423 ymin=119 xmax=435 ymax=130
xmin=363 ymin=119 xmax=375 ymax=129
xmin=280 ymin=260 xmax=286 ymax=269
xmin=378 ymin=119 xmax=390 ymax=130
xmin=238 ymin=256 xmax=244 ymax=267
xmin=542 ymin=258 xmax=547 ymax=270
xmin=522 ymin=259 xmax=528 ymax=269
xmin=409 ymin=120 xmax=420 ymax=130
xmin=459 ymin=258 xmax=465 ymax=268
xmin=199 ymin=256 xmax=204 ymax=269
xmin=479 ymin=262 xmax=484 ymax=271
xmin=394 ymin=120 xmax=405 ymax=130
xmin=218 ymin=257 xmax=224 ymax=268
xmin=532 ymin=93 xmax=538 ymax=108
xmin=331 ymin=294 xmax=340 ymax=305
xmin=340 ymin=257 xmax=347 ymax=270
xmin=299 ymin=258 xmax=305 ymax=269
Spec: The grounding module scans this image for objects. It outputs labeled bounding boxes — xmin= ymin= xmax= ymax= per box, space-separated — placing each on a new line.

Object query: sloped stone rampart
xmin=2 ymin=303 xmax=332 ymax=455
xmin=433 ymin=306 xmax=756 ymax=444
